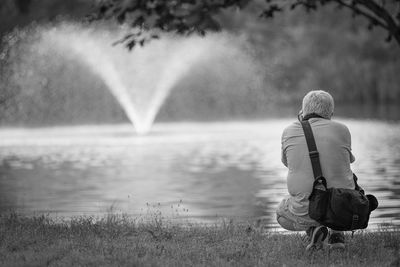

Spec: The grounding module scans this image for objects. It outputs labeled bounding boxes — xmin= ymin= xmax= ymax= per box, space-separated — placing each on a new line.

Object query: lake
xmin=0 ymin=119 xmax=399 ymax=230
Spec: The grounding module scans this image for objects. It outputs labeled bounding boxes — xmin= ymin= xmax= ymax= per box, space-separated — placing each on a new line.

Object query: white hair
xmin=302 ymin=90 xmax=334 ymax=119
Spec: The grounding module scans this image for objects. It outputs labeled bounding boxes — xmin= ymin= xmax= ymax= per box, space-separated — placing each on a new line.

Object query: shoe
xmin=328 ymin=232 xmax=345 ymax=250
xmin=306 ymin=226 xmax=328 ymax=251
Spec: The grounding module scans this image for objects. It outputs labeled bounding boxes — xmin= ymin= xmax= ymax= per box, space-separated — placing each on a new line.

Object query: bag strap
xmin=300 ymin=120 xmax=323 ymax=179
xmin=301 ymin=119 xmax=364 ymax=194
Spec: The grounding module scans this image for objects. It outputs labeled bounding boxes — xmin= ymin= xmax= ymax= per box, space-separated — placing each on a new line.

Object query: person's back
xmin=282 ymin=118 xmax=355 ymax=216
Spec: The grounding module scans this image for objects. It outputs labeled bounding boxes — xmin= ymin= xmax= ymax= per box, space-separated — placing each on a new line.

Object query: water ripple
xmin=0 ymin=120 xmax=399 ymax=229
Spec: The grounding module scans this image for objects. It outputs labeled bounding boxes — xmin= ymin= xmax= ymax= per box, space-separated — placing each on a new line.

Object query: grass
xmin=0 ymin=213 xmax=399 ymax=267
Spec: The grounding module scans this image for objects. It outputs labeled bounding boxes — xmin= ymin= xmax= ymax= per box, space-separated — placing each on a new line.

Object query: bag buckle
xmin=309 ymin=151 xmax=319 ymax=158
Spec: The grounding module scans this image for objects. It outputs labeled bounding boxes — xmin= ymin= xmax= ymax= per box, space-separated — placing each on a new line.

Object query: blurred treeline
xmin=162 ymin=3 xmax=400 ymax=121
xmin=225 ymin=2 xmax=400 ymax=105
xmin=0 ymin=0 xmax=399 ymax=126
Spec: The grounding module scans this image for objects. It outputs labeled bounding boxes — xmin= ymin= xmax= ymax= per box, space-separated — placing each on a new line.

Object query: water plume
xmin=2 ymin=22 xmax=262 ymax=134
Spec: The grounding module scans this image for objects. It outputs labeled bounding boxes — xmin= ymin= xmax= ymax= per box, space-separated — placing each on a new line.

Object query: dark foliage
xmin=90 ymin=0 xmax=251 ymax=49
xmin=93 ymin=0 xmax=400 ymax=48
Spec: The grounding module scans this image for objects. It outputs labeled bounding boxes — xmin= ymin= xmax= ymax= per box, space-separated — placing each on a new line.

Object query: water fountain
xmin=1 ymin=22 xmax=261 ymax=134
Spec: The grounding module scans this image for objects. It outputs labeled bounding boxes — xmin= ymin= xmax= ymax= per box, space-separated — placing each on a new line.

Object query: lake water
xmin=0 ymin=119 xmax=399 ymax=230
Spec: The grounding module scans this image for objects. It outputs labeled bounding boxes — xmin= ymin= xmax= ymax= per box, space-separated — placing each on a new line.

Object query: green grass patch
xmin=0 ymin=213 xmax=399 ymax=266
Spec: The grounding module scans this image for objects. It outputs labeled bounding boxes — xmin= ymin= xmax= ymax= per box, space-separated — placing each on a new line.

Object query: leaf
xmin=111 ymin=33 xmax=140 ymax=46
xmin=290 ymin=3 xmax=301 ymax=10
xmin=260 ymin=5 xmax=283 ymax=18
xmin=133 ymin=15 xmax=145 ymax=26
xmin=99 ymin=5 xmax=108 ymax=15
xmin=117 ymin=12 xmax=126 ymax=23
xmin=127 ymin=40 xmax=136 ymax=50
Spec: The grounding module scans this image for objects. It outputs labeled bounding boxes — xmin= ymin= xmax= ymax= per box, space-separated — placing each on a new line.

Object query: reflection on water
xmin=0 ymin=120 xmax=399 ymax=229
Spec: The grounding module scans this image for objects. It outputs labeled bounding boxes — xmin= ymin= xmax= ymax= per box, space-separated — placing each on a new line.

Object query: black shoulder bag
xmin=300 ymin=119 xmax=378 ymax=231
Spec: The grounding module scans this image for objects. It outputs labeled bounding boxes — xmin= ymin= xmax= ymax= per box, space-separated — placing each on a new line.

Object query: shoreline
xmin=0 ymin=210 xmax=396 ymax=233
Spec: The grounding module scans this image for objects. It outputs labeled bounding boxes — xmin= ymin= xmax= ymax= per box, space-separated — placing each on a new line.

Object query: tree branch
xmin=356 ymin=0 xmax=400 ymax=44
xmin=335 ymin=0 xmax=389 ymax=30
